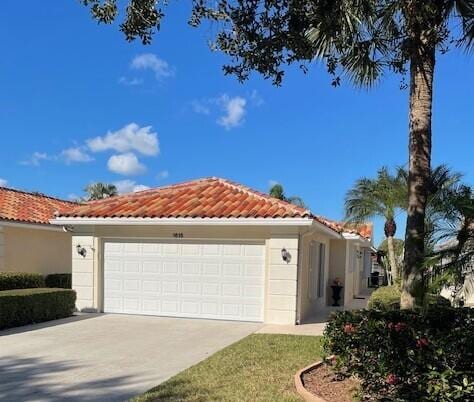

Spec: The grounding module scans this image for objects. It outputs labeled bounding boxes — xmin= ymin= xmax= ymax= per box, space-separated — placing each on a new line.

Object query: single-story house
xmin=52 ymin=177 xmax=373 ymax=324
xmin=0 ymin=186 xmax=75 ymax=275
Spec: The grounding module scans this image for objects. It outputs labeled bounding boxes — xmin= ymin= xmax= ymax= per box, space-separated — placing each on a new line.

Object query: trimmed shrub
xmin=367 ymin=285 xmax=401 ymax=310
xmin=324 ymin=307 xmax=474 ymax=401
xmin=368 ymin=286 xmax=451 ymax=310
xmin=0 ymin=272 xmax=45 ymax=291
xmin=0 ymin=288 xmax=76 ymax=330
xmin=45 ymin=273 xmax=72 ymax=289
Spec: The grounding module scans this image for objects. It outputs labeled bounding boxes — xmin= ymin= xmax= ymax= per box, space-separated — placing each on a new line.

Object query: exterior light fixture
xmin=356 ymin=250 xmax=363 ymax=259
xmin=76 ymin=244 xmax=87 ymax=258
xmin=281 ymin=248 xmax=291 ymax=263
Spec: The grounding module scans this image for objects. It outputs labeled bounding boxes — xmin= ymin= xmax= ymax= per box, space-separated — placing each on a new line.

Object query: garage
xmin=103 ymin=240 xmax=266 ymax=322
xmin=53 ymin=177 xmax=336 ymax=325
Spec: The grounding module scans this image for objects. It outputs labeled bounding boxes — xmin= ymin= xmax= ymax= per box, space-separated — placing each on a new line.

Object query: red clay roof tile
xmin=0 ymin=187 xmax=78 ymax=225
xmin=55 ymin=177 xmax=372 ymax=239
xmin=58 ymin=177 xmax=312 ymax=220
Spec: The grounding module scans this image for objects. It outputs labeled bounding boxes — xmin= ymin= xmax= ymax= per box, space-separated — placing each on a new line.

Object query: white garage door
xmin=103 ymin=240 xmax=265 ymax=322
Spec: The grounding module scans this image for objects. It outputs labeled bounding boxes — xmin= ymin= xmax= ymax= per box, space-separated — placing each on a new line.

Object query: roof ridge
xmin=215 ymin=178 xmax=313 ymax=215
xmin=83 ymin=177 xmax=217 ymax=204
xmin=0 ymin=186 xmax=79 ymax=205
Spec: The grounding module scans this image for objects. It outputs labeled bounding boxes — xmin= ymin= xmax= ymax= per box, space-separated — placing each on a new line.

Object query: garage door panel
xmin=103 ymin=240 xmax=265 ymax=322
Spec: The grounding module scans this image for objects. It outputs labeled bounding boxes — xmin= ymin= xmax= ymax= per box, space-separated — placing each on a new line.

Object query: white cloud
xmin=107 ymin=153 xmax=146 ymax=176
xmin=118 ymin=76 xmax=143 ymax=86
xmin=217 ymin=95 xmax=247 ymax=130
xmin=0 ymin=178 xmax=7 ymax=187
xmin=61 ymin=147 xmax=93 ymax=164
xmin=191 ymin=100 xmax=211 ymax=115
xmin=20 ymin=152 xmax=50 ymax=166
xmin=250 ymin=90 xmax=264 ymax=106
xmin=157 ymin=170 xmax=169 ymax=180
xmin=131 ymin=53 xmax=175 ymax=80
xmin=87 ymin=123 xmax=159 ymax=156
xmin=114 ymin=179 xmax=150 ymax=194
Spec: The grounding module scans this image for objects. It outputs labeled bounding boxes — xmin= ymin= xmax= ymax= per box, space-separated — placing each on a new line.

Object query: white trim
xmin=312 ymin=221 xmax=342 ymax=238
xmin=100 ymin=236 xmax=266 ymax=245
xmin=342 ymin=232 xmax=372 ymax=246
xmin=50 ymin=216 xmax=314 ymax=226
xmin=0 ymin=220 xmax=65 ymax=232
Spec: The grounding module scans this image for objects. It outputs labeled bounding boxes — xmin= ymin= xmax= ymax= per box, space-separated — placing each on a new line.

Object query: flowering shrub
xmin=323 ymin=307 xmax=474 ymax=401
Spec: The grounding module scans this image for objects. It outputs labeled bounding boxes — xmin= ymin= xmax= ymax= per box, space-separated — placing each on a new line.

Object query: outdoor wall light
xmin=281 ymin=248 xmax=291 ymax=263
xmin=76 ymin=244 xmax=87 ymax=258
xmin=356 ymin=250 xmax=363 ymax=259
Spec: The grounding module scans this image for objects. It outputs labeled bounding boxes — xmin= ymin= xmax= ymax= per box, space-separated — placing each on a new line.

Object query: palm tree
xmin=84 ymin=182 xmax=118 ymax=201
xmin=425 ymin=185 xmax=474 ymax=303
xmin=83 ymin=1 xmax=474 ymax=308
xmin=345 ymin=167 xmax=406 ymax=282
xmin=269 ymin=183 xmax=307 ymax=208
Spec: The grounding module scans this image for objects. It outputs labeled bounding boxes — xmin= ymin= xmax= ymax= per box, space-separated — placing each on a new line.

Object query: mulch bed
xmin=302 ymin=361 xmax=360 ymax=402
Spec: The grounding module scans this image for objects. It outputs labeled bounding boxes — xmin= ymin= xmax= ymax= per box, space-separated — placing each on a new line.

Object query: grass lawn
xmin=132 ymin=334 xmax=323 ymax=402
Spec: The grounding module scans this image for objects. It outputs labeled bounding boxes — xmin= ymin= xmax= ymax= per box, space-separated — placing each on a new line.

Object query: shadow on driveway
xmin=0 ymin=354 xmax=144 ymax=402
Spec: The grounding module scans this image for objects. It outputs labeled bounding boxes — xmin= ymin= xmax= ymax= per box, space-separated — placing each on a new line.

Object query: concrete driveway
xmin=0 ymin=314 xmax=261 ymax=402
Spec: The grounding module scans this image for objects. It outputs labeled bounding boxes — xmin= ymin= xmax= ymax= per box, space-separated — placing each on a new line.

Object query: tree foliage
xmin=83 ymin=182 xmax=118 ymax=201
xmin=82 ymin=1 xmax=474 ymax=85
xmin=269 ymin=183 xmax=306 ymax=208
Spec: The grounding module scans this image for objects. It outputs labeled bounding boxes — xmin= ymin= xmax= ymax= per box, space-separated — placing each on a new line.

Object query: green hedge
xmin=45 ymin=273 xmax=72 ymax=289
xmin=0 ymin=288 xmax=76 ymax=330
xmin=324 ymin=307 xmax=474 ymax=401
xmin=368 ymin=286 xmax=450 ymax=310
xmin=0 ymin=272 xmax=45 ymax=291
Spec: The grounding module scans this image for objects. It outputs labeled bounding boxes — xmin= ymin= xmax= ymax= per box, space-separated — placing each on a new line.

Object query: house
xmin=51 ymin=178 xmax=373 ymax=324
xmin=0 ymin=187 xmax=76 ymax=275
xmin=437 ymin=232 xmax=474 ymax=307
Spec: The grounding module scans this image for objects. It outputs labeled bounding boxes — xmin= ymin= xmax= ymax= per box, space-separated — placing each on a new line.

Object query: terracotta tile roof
xmin=0 ymin=187 xmax=78 ymax=225
xmin=315 ymin=216 xmax=373 ymax=240
xmin=58 ymin=177 xmax=313 ymax=220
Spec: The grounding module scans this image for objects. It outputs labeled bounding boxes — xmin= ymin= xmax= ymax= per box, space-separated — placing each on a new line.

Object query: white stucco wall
xmin=265 ymin=237 xmax=299 ymax=324
xmin=70 ymin=224 xmax=352 ymax=323
xmin=72 ymin=235 xmax=95 ymax=311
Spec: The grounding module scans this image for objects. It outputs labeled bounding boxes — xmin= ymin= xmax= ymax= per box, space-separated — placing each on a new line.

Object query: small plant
xmin=324 ymin=308 xmax=474 ymax=401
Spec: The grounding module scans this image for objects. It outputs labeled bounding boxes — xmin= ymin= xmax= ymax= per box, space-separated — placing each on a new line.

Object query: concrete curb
xmin=294 ymin=356 xmax=335 ymax=402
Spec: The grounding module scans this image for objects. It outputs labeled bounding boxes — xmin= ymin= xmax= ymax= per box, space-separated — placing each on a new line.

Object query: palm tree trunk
xmin=401 ymin=43 xmax=435 ymax=309
xmin=386 ymin=235 xmax=398 ymax=284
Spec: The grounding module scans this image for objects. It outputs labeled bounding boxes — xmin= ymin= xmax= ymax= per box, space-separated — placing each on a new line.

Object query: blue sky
xmin=1 ymin=1 xmax=473 ymax=245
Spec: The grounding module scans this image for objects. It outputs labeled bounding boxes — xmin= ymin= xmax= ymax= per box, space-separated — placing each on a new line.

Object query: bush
xmin=324 ymin=307 xmax=474 ymax=401
xmin=367 ymin=285 xmax=401 ymax=310
xmin=368 ymin=286 xmax=451 ymax=310
xmin=0 ymin=272 xmax=45 ymax=291
xmin=45 ymin=273 xmax=72 ymax=289
xmin=0 ymin=288 xmax=76 ymax=330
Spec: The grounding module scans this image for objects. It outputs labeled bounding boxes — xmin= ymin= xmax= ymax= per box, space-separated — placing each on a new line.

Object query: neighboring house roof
xmin=57 ymin=177 xmax=312 ymax=219
xmin=0 ymin=187 xmax=77 ymax=225
xmin=55 ymin=177 xmax=372 ymax=240
xmin=315 ymin=216 xmax=373 ymax=241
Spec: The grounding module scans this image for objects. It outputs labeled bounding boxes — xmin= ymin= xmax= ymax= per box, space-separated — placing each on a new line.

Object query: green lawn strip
xmin=132 ymin=334 xmax=323 ymax=402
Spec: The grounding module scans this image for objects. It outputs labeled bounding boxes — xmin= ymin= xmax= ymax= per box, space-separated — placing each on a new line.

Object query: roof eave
xmin=49 ymin=216 xmax=315 ymax=226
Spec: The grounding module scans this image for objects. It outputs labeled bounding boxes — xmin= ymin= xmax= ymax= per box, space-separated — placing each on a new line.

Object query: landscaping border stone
xmin=294 ymin=356 xmax=335 ymax=402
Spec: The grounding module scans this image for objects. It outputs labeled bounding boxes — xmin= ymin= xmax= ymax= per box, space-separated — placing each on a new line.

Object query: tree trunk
xmin=386 ymin=235 xmax=399 ymax=284
xmin=401 ymin=44 xmax=436 ymax=309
